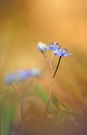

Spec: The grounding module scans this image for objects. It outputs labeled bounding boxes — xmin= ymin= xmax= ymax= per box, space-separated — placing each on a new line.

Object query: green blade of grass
xmin=32 ymin=84 xmax=61 ymax=113
xmin=33 ymin=84 xmax=49 ymax=103
xmin=57 ymin=110 xmax=66 ymax=125
xmin=1 ymin=100 xmax=18 ymax=135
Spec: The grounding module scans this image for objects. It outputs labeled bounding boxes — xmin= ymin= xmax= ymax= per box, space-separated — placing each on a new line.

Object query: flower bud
xmin=38 ymin=42 xmax=47 ymax=53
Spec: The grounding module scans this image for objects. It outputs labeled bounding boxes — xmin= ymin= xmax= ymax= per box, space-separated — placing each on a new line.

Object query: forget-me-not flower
xmin=4 ymin=69 xmax=41 ymax=85
xmin=53 ymin=47 xmax=72 ymax=57
xmin=37 ymin=41 xmax=72 ymax=111
xmin=37 ymin=41 xmax=72 ymax=57
xmin=4 ymin=73 xmax=18 ymax=85
xmin=47 ymin=42 xmax=60 ymax=51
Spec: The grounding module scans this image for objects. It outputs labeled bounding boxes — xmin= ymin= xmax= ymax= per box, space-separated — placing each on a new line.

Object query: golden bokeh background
xmin=0 ymin=0 xmax=87 ymax=112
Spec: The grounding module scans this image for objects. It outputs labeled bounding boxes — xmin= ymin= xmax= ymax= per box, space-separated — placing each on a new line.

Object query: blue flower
xmin=4 ymin=69 xmax=42 ymax=85
xmin=53 ymin=48 xmax=72 ymax=57
xmin=38 ymin=42 xmax=48 ymax=53
xmin=16 ymin=70 xmax=33 ymax=80
xmin=37 ymin=41 xmax=72 ymax=57
xmin=4 ymin=73 xmax=18 ymax=85
xmin=47 ymin=42 xmax=60 ymax=51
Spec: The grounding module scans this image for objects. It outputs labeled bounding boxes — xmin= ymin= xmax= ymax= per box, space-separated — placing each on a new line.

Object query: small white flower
xmin=38 ymin=42 xmax=47 ymax=53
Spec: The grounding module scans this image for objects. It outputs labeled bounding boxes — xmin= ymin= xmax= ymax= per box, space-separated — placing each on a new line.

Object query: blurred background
xmin=0 ymin=0 xmax=87 ymax=135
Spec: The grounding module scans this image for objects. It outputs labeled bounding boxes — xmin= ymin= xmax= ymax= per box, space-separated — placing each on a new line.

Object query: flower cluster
xmin=38 ymin=41 xmax=72 ymax=111
xmin=38 ymin=42 xmax=72 ymax=57
xmin=4 ymin=69 xmax=41 ymax=85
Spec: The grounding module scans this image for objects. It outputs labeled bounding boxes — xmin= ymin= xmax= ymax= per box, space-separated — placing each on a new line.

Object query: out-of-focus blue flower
xmin=47 ymin=42 xmax=60 ymax=51
xmin=38 ymin=42 xmax=48 ymax=53
xmin=4 ymin=73 xmax=18 ymax=85
xmin=53 ymin=48 xmax=72 ymax=57
xmin=16 ymin=70 xmax=33 ymax=80
xmin=4 ymin=69 xmax=42 ymax=85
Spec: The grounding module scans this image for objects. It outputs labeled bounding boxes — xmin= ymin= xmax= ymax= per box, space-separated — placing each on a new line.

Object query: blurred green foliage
xmin=0 ymin=83 xmax=79 ymax=135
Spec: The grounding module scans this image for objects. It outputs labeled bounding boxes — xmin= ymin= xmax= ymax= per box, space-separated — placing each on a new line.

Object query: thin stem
xmin=45 ymin=78 xmax=54 ymax=112
xmin=45 ymin=56 xmax=62 ymax=113
xmin=20 ymin=78 xmax=38 ymax=119
xmin=42 ymin=53 xmax=61 ymax=113
xmin=11 ymin=83 xmax=19 ymax=97
xmin=42 ymin=53 xmax=55 ymax=113
xmin=20 ymin=81 xmax=33 ymax=119
xmin=51 ymin=53 xmax=54 ymax=62
xmin=53 ymin=56 xmax=62 ymax=78
xmin=42 ymin=53 xmax=53 ymax=76
xmin=16 ymin=81 xmax=35 ymax=130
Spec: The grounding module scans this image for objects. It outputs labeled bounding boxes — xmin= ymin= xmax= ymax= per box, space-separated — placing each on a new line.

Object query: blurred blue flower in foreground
xmin=38 ymin=42 xmax=48 ymax=53
xmin=4 ymin=69 xmax=41 ymax=85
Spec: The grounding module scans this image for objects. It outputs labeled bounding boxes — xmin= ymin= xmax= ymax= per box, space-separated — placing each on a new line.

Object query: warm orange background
xmin=0 ymin=0 xmax=87 ymax=112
